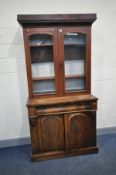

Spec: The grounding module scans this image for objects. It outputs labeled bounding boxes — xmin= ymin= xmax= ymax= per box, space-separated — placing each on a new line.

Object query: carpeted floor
xmin=0 ymin=134 xmax=116 ymax=175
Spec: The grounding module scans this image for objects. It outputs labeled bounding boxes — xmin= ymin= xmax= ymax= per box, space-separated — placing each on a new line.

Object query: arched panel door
xmin=38 ymin=115 xmax=65 ymax=153
xmin=65 ymin=112 xmax=96 ymax=152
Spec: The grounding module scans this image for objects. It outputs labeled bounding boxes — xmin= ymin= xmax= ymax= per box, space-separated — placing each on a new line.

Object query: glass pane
xmin=33 ymin=80 xmax=55 ymax=94
xmin=32 ymin=62 xmax=54 ymax=77
xmin=29 ymin=34 xmax=56 ymax=94
xmin=29 ymin=34 xmax=52 ymax=45
xmin=66 ymin=78 xmax=85 ymax=91
xmin=64 ymin=32 xmax=86 ymax=91
xmin=65 ymin=60 xmax=84 ymax=76
xmin=64 ymin=33 xmax=85 ymax=44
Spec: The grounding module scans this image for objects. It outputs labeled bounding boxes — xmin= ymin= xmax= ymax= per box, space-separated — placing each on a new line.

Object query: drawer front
xmin=35 ymin=100 xmax=97 ymax=116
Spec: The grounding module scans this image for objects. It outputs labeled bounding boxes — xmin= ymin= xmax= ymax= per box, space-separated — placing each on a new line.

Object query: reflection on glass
xmin=64 ymin=32 xmax=86 ymax=91
xmin=29 ymin=34 xmax=56 ymax=94
xmin=64 ymin=33 xmax=85 ymax=45
xmin=29 ymin=34 xmax=52 ymax=45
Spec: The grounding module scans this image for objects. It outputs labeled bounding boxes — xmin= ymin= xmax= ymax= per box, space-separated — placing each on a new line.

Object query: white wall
xmin=0 ymin=0 xmax=116 ymax=141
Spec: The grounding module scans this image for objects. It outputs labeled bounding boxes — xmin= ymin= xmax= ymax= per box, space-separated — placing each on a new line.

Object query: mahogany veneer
xmin=17 ymin=14 xmax=98 ymax=161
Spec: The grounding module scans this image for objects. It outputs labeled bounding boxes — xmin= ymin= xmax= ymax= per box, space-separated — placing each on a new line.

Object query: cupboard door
xmin=65 ymin=112 xmax=96 ymax=152
xmin=58 ymin=27 xmax=91 ymax=95
xmin=30 ymin=115 xmax=65 ymax=154
xmin=24 ymin=28 xmax=60 ymax=98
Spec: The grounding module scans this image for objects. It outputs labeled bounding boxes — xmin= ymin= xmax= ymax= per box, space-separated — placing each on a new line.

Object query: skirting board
xmin=0 ymin=137 xmax=31 ymax=148
xmin=0 ymin=127 xmax=116 ymax=148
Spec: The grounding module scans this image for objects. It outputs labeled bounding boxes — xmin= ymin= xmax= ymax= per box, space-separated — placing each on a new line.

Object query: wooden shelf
xmin=65 ymin=74 xmax=85 ymax=79
xmin=34 ymin=90 xmax=55 ymax=94
xmin=32 ymin=75 xmax=85 ymax=81
xmin=64 ymin=43 xmax=85 ymax=46
xmin=30 ymin=43 xmax=85 ymax=47
xmin=30 ymin=43 xmax=53 ymax=47
xmin=32 ymin=76 xmax=55 ymax=81
xmin=64 ymin=58 xmax=85 ymax=61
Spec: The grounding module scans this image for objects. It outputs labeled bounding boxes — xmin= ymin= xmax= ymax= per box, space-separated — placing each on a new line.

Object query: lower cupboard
xmin=29 ymin=111 xmax=98 ymax=161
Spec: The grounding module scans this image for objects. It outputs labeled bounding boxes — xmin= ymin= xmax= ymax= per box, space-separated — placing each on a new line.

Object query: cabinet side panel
xmin=29 ymin=118 xmax=42 ymax=154
xmin=23 ymin=28 xmax=33 ymax=98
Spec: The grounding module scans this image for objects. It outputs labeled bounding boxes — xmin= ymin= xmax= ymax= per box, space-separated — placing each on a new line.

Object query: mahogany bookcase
xmin=17 ymin=14 xmax=98 ymax=161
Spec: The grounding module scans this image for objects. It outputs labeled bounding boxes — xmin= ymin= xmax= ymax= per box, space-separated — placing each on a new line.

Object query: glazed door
xmin=64 ymin=112 xmax=96 ymax=152
xmin=58 ymin=27 xmax=91 ymax=96
xmin=24 ymin=27 xmax=60 ymax=98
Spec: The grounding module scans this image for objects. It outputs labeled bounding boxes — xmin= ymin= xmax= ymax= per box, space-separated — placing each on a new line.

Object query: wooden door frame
xmin=23 ymin=27 xmax=60 ymax=98
xmin=58 ymin=26 xmax=91 ymax=96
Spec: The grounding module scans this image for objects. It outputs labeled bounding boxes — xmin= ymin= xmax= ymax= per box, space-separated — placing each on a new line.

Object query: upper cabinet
xmin=17 ymin=14 xmax=96 ymax=98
